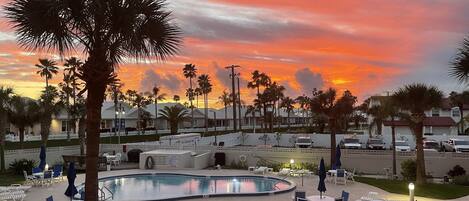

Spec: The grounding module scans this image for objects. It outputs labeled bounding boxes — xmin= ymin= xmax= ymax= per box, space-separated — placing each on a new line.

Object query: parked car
xmin=295 ymin=136 xmax=313 ymax=148
xmin=423 ymin=139 xmax=441 ymax=152
xmin=366 ymin=138 xmax=386 ymax=150
xmin=339 ymin=138 xmax=362 ymax=149
xmin=442 ymin=139 xmax=469 ymax=152
xmin=392 ymin=140 xmax=411 ymax=152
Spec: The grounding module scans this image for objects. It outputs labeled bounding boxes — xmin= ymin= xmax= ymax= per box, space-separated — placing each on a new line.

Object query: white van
xmin=295 ymin=136 xmax=313 ymax=148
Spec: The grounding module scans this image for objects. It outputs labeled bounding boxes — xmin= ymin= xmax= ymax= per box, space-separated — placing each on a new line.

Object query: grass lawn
xmin=356 ymin=177 xmax=469 ymax=200
xmin=0 ymin=172 xmax=24 ymax=186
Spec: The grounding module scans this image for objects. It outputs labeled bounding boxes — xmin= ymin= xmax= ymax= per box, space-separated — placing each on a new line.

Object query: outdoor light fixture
xmin=408 ymin=183 xmax=415 ymax=201
xmin=290 ymin=159 xmax=294 ymax=164
xmin=45 ymin=164 xmax=49 ymax=171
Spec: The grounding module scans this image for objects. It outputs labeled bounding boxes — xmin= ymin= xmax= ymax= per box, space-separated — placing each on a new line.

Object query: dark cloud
xmin=294 ymin=68 xmax=324 ymax=93
xmin=139 ymin=69 xmax=182 ymax=92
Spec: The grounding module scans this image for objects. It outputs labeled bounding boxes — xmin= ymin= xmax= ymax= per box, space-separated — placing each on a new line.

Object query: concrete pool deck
xmin=24 ymin=169 xmax=469 ymax=201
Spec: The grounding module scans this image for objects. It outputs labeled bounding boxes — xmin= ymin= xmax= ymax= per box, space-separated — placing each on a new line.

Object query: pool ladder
xmin=98 ymin=186 xmax=114 ymax=201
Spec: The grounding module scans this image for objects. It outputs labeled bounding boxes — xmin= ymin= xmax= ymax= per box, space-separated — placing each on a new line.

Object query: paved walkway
xmin=23 ymin=169 xmax=469 ymax=201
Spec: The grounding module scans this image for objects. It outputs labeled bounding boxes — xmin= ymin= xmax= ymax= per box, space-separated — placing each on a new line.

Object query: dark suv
xmin=366 ymin=138 xmax=386 ymax=150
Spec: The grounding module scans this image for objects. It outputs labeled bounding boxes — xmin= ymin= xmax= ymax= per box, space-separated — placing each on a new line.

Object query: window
xmin=100 ymin=121 xmax=106 ymax=129
xmin=61 ymin=120 xmax=68 ymax=132
xmin=452 ymin=107 xmax=460 ymax=117
xmin=431 ymin=108 xmax=440 ymax=117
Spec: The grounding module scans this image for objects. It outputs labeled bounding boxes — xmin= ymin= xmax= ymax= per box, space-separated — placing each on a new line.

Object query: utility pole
xmin=237 ymin=75 xmax=242 ymax=131
xmin=225 ymin=65 xmax=240 ymax=132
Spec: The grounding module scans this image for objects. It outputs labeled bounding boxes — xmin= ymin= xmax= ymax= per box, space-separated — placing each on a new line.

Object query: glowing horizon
xmin=0 ymin=0 xmax=468 ymax=108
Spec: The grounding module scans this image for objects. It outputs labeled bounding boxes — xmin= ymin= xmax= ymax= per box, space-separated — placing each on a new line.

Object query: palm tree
xmin=367 ymin=105 xmax=386 ymax=137
xmin=296 ymin=95 xmax=310 ymax=125
xmin=218 ymin=90 xmax=232 ymax=130
xmin=280 ymin=97 xmax=295 ymax=130
xmin=64 ymin=57 xmax=84 ymax=134
xmin=378 ymin=98 xmax=400 ymax=178
xmin=310 ymin=88 xmax=356 ymax=166
xmin=126 ymin=90 xmax=150 ymax=135
xmin=58 ymin=72 xmax=73 ymax=140
xmin=392 ymin=83 xmax=443 ymax=184
xmin=159 ymin=105 xmax=188 ymax=135
xmin=183 ymin=64 xmax=197 ymax=127
xmin=0 ymin=86 xmax=13 ymax=172
xmin=5 ymin=1 xmax=182 ymax=199
xmin=198 ymin=74 xmax=212 ymax=134
xmin=245 ymin=105 xmax=257 ymax=132
xmin=8 ymin=96 xmax=39 ymax=148
xmin=38 ymin=86 xmax=62 ymax=146
xmin=450 ymin=37 xmax=469 ymax=84
xmin=35 ymin=58 xmax=59 ymax=88
xmin=173 ymin=95 xmax=180 ymax=103
xmin=449 ymin=91 xmax=469 ymax=134
xmin=147 ymin=86 xmax=166 ymax=134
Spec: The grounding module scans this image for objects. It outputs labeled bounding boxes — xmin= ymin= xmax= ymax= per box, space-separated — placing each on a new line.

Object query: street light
xmin=408 ymin=183 xmax=414 ymax=201
xmin=116 ymin=107 xmax=125 ymax=145
xmin=290 ymin=159 xmax=295 ymax=170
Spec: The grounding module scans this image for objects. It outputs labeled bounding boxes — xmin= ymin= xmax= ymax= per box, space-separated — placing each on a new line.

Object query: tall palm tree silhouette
xmin=183 ymin=64 xmax=197 ymax=127
xmin=198 ymin=74 xmax=212 ymax=134
xmin=5 ymin=1 xmax=182 ymax=198
xmin=36 ymin=59 xmax=58 ymax=88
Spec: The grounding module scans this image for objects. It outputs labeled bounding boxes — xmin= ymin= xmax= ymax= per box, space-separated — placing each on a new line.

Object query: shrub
xmin=453 ymin=175 xmax=469 ymax=186
xmin=448 ymin=165 xmax=466 ymax=178
xmin=401 ymin=159 xmax=416 ymax=181
xmin=9 ymin=159 xmax=36 ymax=175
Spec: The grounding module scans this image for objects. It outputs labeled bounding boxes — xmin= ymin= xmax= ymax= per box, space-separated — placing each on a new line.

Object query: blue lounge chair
xmin=46 ymin=196 xmax=53 ymax=201
xmin=294 ymin=191 xmax=307 ymax=201
xmin=340 ymin=190 xmax=349 ymax=201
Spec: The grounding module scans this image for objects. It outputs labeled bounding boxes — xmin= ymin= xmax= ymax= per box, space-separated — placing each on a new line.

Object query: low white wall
xmin=193 ymin=152 xmax=212 ymax=169
xmin=4 ymin=146 xmax=80 ymax=167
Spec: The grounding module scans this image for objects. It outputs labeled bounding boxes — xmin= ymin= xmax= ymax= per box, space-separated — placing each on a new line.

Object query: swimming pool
xmin=76 ymin=173 xmax=295 ymax=200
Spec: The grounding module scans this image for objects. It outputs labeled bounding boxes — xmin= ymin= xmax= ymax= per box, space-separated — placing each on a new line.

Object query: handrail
xmin=98 ymin=185 xmax=114 ymax=201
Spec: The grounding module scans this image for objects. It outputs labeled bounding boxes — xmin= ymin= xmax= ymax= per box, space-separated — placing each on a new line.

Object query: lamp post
xmin=290 ymin=159 xmax=294 ymax=170
xmin=116 ymin=106 xmax=125 ymax=145
xmin=408 ymin=183 xmax=414 ymax=201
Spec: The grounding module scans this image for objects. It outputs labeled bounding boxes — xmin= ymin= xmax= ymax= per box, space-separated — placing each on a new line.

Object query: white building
xmin=369 ymin=96 xmax=468 ymax=136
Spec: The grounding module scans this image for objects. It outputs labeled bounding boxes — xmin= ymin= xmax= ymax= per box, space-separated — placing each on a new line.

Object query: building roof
xmin=383 ymin=116 xmax=456 ymax=127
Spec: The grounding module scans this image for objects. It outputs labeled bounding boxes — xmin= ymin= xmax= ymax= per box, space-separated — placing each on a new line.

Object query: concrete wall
xmin=193 ymin=152 xmax=212 ymax=169
xmin=4 ymin=146 xmax=80 ymax=167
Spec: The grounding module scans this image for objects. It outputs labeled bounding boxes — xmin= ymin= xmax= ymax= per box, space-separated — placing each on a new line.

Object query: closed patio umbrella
xmin=39 ymin=145 xmax=46 ymax=171
xmin=317 ymin=158 xmax=327 ymax=198
xmin=335 ymin=145 xmax=342 ymax=169
xmin=64 ymin=162 xmax=78 ymax=200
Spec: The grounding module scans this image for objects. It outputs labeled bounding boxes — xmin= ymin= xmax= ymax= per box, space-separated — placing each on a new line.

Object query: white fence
xmin=4 ymin=146 xmax=81 ymax=167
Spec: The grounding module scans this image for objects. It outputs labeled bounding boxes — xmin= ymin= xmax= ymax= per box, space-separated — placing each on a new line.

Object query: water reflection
xmin=95 ymin=174 xmax=290 ymax=200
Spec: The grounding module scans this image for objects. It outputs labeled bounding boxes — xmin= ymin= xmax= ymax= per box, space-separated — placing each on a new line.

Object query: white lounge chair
xmin=335 ymin=169 xmax=346 ymax=185
xmin=0 ymin=190 xmax=26 ymax=201
xmin=253 ymin=166 xmax=268 ymax=174
xmin=111 ymin=153 xmax=122 ymax=166
xmin=0 ymin=185 xmax=31 ymax=193
xmin=346 ymin=168 xmax=355 ymax=182
xmin=278 ymin=168 xmax=291 ymax=176
xmin=22 ymin=171 xmax=37 ymax=186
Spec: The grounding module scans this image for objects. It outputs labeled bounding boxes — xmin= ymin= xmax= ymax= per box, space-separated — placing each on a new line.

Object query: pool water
xmin=77 ymin=173 xmax=294 ymax=200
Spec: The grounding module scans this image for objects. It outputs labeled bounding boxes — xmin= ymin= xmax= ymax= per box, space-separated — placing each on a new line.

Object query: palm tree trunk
xmin=45 ymin=77 xmax=49 ymax=88
xmin=0 ymin=115 xmax=5 ymax=172
xmin=460 ymin=107 xmax=464 ymax=134
xmin=84 ymin=82 xmax=106 ymax=201
xmin=287 ymin=110 xmax=291 ymax=130
xmin=19 ymin=127 xmax=24 ymax=149
xmin=155 ymin=99 xmax=158 ymax=135
xmin=391 ymin=118 xmax=397 ymax=178
xmin=204 ymin=94 xmax=208 ymax=134
xmin=190 ymin=78 xmax=194 ymax=128
xmin=414 ymin=121 xmax=426 ymax=184
xmin=67 ymin=93 xmax=71 ymax=141
xmin=224 ymin=105 xmax=227 ymax=131
xmin=329 ymin=118 xmax=336 ymax=166
xmin=78 ymin=116 xmax=86 ymax=156
xmin=137 ymin=106 xmax=141 ymax=135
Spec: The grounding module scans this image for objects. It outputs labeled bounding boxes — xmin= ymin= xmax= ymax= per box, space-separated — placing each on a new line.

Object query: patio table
xmin=306 ymin=195 xmax=334 ymax=201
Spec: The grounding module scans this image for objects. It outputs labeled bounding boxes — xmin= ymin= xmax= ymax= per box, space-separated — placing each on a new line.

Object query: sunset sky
xmin=0 ymin=0 xmax=468 ymax=108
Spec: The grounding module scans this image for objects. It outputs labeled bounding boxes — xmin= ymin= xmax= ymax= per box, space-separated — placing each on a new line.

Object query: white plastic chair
xmin=346 ymin=168 xmax=355 ymax=182
xmin=22 ymin=171 xmax=37 ymax=186
xmin=0 ymin=190 xmax=26 ymax=201
xmin=253 ymin=166 xmax=267 ymax=174
xmin=111 ymin=153 xmax=122 ymax=166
